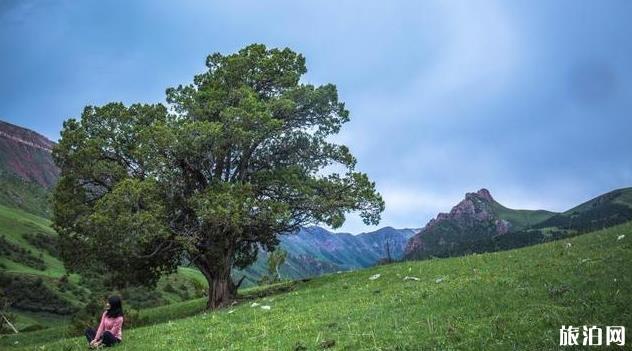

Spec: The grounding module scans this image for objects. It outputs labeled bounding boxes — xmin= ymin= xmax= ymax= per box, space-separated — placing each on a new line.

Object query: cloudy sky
xmin=1 ymin=1 xmax=631 ymax=233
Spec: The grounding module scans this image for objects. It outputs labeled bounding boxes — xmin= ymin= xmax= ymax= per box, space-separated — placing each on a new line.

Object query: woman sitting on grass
xmin=85 ymin=296 xmax=124 ymax=348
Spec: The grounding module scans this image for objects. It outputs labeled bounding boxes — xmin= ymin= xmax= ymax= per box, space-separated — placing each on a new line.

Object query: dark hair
xmin=106 ymin=295 xmax=124 ymax=318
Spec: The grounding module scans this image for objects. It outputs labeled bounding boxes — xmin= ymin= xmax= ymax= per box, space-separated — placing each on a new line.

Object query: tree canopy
xmin=52 ymin=44 xmax=384 ymax=309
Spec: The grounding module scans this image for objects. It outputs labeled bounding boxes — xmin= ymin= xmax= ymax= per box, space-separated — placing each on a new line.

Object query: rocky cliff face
xmin=0 ymin=120 xmax=59 ymax=188
xmin=404 ymin=189 xmax=512 ymax=260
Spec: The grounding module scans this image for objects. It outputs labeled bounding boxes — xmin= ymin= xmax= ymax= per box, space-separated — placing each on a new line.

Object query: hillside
xmin=0 ymin=120 xmax=58 ymax=217
xmin=0 ymin=203 xmax=207 ymax=332
xmin=5 ymin=220 xmax=630 ymax=350
xmin=534 ymin=187 xmax=632 ymax=232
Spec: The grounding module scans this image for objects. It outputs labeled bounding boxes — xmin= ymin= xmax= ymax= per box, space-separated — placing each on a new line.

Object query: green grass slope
xmin=490 ymin=202 xmax=557 ymax=231
xmin=0 ymin=203 xmax=64 ymax=277
xmin=567 ymin=187 xmax=632 ymax=213
xmin=0 ymin=172 xmax=51 ymax=218
xmin=6 ymin=221 xmax=630 ymax=350
xmin=535 ymin=187 xmax=632 ymax=233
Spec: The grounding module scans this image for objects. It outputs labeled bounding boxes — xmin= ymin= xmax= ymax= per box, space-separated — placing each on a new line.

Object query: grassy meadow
xmin=2 ymin=221 xmax=630 ymax=350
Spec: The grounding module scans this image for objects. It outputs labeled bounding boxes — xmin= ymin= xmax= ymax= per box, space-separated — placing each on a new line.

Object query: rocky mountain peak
xmin=404 ymin=188 xmax=511 ymax=259
xmin=474 ymin=188 xmax=494 ymax=202
xmin=423 ymin=188 xmax=498 ymax=232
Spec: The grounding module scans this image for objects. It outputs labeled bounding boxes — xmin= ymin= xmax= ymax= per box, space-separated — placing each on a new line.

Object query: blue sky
xmin=1 ymin=1 xmax=631 ymax=233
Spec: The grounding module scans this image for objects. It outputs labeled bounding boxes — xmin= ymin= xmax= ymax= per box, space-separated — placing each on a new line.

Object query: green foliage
xmin=259 ymin=248 xmax=288 ymax=285
xmin=5 ymin=222 xmax=631 ymax=350
xmin=52 ymin=44 xmax=384 ymax=308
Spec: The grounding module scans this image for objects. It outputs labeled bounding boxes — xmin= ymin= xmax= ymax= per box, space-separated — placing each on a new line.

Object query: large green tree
xmin=52 ymin=44 xmax=384 ymax=309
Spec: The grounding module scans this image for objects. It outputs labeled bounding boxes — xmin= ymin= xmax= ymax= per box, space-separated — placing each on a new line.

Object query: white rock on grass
xmin=261 ymin=305 xmax=271 ymax=310
xmin=617 ymin=235 xmax=625 ymax=241
xmin=251 ymin=302 xmax=260 ymax=308
xmin=435 ymin=278 xmax=444 ymax=284
xmin=368 ymin=274 xmax=381 ymax=280
xmin=403 ymin=276 xmax=420 ymax=281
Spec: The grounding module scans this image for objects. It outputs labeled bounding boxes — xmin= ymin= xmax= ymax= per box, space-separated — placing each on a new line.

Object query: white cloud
xmin=331 ymin=183 xmax=467 ymax=234
xmin=380 ymin=184 xmax=460 ymax=214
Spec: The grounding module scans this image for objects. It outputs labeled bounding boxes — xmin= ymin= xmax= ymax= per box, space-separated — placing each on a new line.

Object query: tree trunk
xmin=192 ymin=255 xmax=236 ymax=310
xmin=208 ymin=275 xmax=232 ymax=309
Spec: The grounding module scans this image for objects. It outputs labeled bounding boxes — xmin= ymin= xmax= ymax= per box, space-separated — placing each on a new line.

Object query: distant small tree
xmin=376 ymin=239 xmax=394 ymax=265
xmin=267 ymin=248 xmax=287 ymax=281
xmin=0 ymin=290 xmax=17 ymax=334
xmin=385 ymin=239 xmax=392 ymax=263
xmin=52 ymin=44 xmax=384 ymax=309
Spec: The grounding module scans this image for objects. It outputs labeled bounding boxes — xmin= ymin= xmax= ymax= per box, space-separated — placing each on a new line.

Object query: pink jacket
xmin=95 ymin=311 xmax=124 ymax=341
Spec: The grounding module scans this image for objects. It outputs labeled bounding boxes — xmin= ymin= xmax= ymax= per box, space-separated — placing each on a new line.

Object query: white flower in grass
xmin=617 ymin=234 xmax=625 ymax=241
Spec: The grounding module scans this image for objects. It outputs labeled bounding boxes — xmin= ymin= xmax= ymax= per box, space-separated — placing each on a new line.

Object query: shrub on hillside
xmin=0 ymin=272 xmax=77 ymax=315
xmin=23 ymin=231 xmax=59 ymax=258
xmin=67 ymin=297 xmax=105 ymax=335
xmin=163 ymin=282 xmax=177 ymax=294
xmin=0 ymin=289 xmax=17 ymax=335
xmin=158 ymin=275 xmax=204 ymax=301
xmin=121 ymin=286 xmax=167 ymax=309
xmin=0 ymin=235 xmax=47 ymax=270
xmin=190 ymin=278 xmax=207 ymax=297
xmin=19 ymin=323 xmax=46 ymax=332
